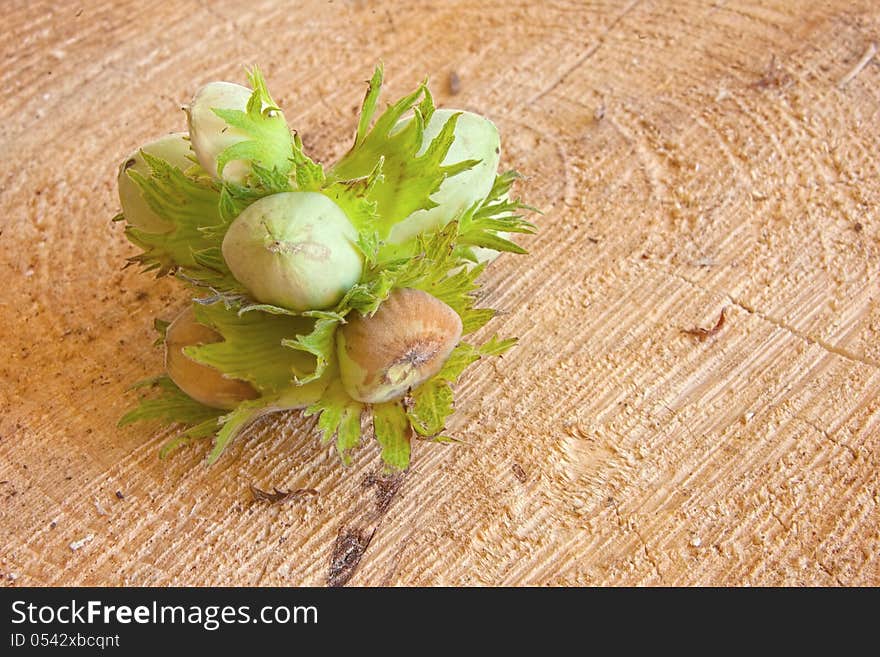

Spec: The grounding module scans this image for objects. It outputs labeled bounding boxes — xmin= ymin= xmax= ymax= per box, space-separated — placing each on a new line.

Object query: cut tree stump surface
xmin=1 ymin=0 xmax=878 ymax=586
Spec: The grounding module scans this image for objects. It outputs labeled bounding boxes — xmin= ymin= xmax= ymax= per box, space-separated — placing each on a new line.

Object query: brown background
xmin=1 ymin=0 xmax=878 ymax=586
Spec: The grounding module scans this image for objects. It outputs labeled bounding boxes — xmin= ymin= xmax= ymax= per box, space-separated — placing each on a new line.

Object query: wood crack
xmin=633 ymin=525 xmax=664 ymax=584
xmin=769 ymin=507 xmax=790 ymax=533
xmin=326 ymin=472 xmax=406 ymax=587
xmin=726 ymin=295 xmax=880 ymax=371
xmin=794 ymin=415 xmax=859 ymax=460
xmin=651 ymin=264 xmax=880 ymax=371
xmin=609 ymin=499 xmax=663 ymax=583
xmin=837 ymin=41 xmax=877 ymax=88
xmin=817 ymin=559 xmax=845 ymax=587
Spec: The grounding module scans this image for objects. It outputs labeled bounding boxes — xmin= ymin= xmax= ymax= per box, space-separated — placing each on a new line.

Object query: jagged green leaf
xmin=407 ymin=379 xmax=454 ymax=437
xmin=187 ymin=301 xmax=318 ymax=393
xmin=402 ymin=334 xmax=517 ymax=440
xmin=461 ymin=308 xmax=496 ymax=334
xmin=118 ymin=376 xmax=224 ymax=428
xmin=304 ymin=379 xmax=364 ymax=464
xmin=212 ymin=68 xmax=294 ymax=179
xmin=322 ymin=158 xmax=383 ymax=263
xmin=206 ymin=401 xmax=267 ymax=464
xmin=456 ymin=169 xmax=537 ymax=254
xmin=336 ymin=405 xmax=363 ymax=464
xmin=421 ymin=261 xmax=486 ymax=314
xmin=484 ymin=169 xmax=520 ymax=202
xmin=372 ymin=400 xmax=412 ymax=471
xmin=392 ymin=222 xmax=460 ymax=289
xmin=291 ymin=133 xmax=326 ymax=190
xmin=385 ymin=224 xmax=497 ymax=336
xmin=280 ymin=316 xmax=340 ymax=384
xmin=157 ymin=367 xmax=331 ymax=462
xmin=159 ymin=417 xmax=223 ymax=459
xmin=123 ymin=152 xmax=229 ymax=277
xmin=453 ymin=245 xmax=479 ymax=264
xmin=216 ymin=166 xmax=293 ymax=224
xmin=178 ymin=247 xmax=247 ymax=294
xmin=331 ymin=75 xmax=475 ymax=240
xmin=355 ymin=65 xmax=384 ymax=147
xmin=437 ymin=343 xmax=481 ymax=381
xmin=250 ymin=161 xmax=295 ymax=194
xmin=339 ymin=267 xmax=398 ymax=316
xmin=457 ymin=231 xmax=529 ymax=254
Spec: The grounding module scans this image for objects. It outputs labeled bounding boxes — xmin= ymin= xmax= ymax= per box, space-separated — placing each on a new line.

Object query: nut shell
xmin=187 ymin=81 xmax=256 ymax=183
xmin=337 ymin=288 xmax=463 ymax=403
xmin=221 ymin=192 xmax=363 ymax=312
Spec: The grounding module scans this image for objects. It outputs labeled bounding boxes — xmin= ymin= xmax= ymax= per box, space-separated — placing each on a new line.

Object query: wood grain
xmin=1 ymin=0 xmax=878 ymax=586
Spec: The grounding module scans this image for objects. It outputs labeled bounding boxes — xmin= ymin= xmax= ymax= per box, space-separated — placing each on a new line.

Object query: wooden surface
xmin=1 ymin=0 xmax=878 ymax=587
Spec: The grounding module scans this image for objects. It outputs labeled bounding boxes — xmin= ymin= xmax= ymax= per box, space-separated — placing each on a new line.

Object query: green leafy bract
xmin=204 ymin=372 xmax=333 ymax=464
xmin=457 ymin=170 xmax=538 ymax=254
xmin=323 ymin=159 xmax=383 ymax=264
xmin=406 ymin=338 xmax=517 ymax=441
xmin=118 ymin=376 xmax=225 ymax=457
xmin=304 ymin=379 xmax=364 ymax=464
xmin=212 ymin=68 xmax=294 ymax=180
xmin=206 ymin=402 xmax=266 ymax=464
xmin=372 ymin=401 xmax=412 ymax=471
xmin=123 ymin=151 xmax=230 ymax=277
xmin=186 ymin=301 xmax=319 ymax=393
xmin=280 ymin=313 xmax=341 ymax=385
xmin=119 ymin=376 xmax=224 ymax=429
xmin=291 ymin=133 xmax=326 ymax=191
xmin=407 ymin=379 xmax=454 ymax=437
xmin=330 ymin=65 xmax=477 ymax=242
xmin=389 ymin=223 xmax=497 ymax=335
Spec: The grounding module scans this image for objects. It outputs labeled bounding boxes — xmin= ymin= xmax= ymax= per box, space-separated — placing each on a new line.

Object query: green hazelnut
xmin=186 ymin=81 xmax=292 ymax=183
xmin=221 ymin=191 xmax=364 ymax=312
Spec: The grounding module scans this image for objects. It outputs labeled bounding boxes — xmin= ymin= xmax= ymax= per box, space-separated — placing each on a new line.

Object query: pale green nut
xmin=186 ymin=81 xmax=291 ymax=183
xmin=221 ymin=192 xmax=364 ymax=312
xmin=388 ymin=109 xmax=501 ymax=245
xmin=117 ymin=132 xmax=192 ymax=233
